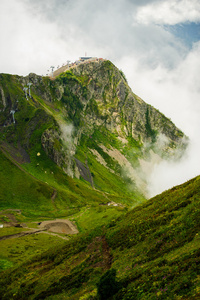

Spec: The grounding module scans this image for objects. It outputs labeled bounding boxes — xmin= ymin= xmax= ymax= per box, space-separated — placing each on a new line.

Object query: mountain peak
xmin=53 ymin=57 xmax=106 ymax=78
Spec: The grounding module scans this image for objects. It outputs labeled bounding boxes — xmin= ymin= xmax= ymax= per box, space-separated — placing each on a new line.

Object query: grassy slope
xmin=0 ymin=72 xmax=144 ymax=210
xmin=0 ymin=150 xmax=55 ymax=215
xmin=0 ymin=176 xmax=199 ymax=299
xmin=0 ymin=72 xmax=144 ymax=204
xmin=0 ymin=145 xmax=130 ymax=220
xmin=0 ymin=147 xmax=130 ymax=274
xmin=75 ymin=128 xmax=144 ymax=205
xmin=0 ymin=72 xmax=145 ymax=278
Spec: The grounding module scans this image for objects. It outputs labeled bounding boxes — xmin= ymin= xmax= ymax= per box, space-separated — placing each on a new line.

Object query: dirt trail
xmin=38 ymin=219 xmax=78 ymax=235
xmin=37 ymin=231 xmax=69 ymax=240
xmin=0 ymin=219 xmax=78 ymax=241
xmin=0 ymin=229 xmax=44 ymax=241
xmin=0 ymin=228 xmax=69 ymax=241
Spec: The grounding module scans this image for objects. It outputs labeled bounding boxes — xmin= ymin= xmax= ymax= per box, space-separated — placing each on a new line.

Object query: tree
xmin=97 ymin=269 xmax=120 ymax=299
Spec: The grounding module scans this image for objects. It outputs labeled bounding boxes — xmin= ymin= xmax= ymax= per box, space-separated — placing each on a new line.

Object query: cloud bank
xmin=0 ymin=0 xmax=189 ymax=74
xmin=118 ymin=43 xmax=200 ymax=196
xmin=135 ymin=0 xmax=200 ymax=25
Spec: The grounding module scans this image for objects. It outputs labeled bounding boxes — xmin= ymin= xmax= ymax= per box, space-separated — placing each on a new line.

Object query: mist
xmin=117 ymin=43 xmax=200 ymax=196
xmin=147 ymin=137 xmax=200 ymax=197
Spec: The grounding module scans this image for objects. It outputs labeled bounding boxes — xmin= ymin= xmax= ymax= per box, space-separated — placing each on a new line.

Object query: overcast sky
xmin=0 ymin=0 xmax=200 ymax=196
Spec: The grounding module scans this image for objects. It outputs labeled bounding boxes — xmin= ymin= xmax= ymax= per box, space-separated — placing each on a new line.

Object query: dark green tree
xmin=97 ymin=269 xmax=120 ymax=300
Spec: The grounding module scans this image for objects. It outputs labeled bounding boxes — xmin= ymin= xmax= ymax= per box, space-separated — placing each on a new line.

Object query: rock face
xmin=82 ymin=61 xmax=181 ymax=143
xmin=41 ymin=129 xmax=65 ymax=167
xmin=51 ymin=60 xmax=185 ymax=150
xmin=0 ymin=60 xmax=188 ymax=196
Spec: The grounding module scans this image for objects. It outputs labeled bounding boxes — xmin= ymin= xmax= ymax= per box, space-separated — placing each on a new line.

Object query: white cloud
xmin=0 ymin=0 xmax=189 ymax=75
xmin=0 ymin=0 xmax=69 ymax=75
xmin=147 ymin=136 xmax=200 ymax=197
xmin=117 ymin=41 xmax=200 ymax=135
xmin=135 ymin=0 xmax=200 ymax=25
xmin=117 ymin=41 xmax=200 ymax=196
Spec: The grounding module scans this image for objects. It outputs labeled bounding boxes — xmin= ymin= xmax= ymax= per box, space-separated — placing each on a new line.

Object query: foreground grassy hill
xmin=0 ymin=175 xmax=199 ymax=299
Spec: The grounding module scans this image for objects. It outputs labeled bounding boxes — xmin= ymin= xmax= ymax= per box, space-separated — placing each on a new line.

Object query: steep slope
xmin=0 ymin=175 xmax=199 ymax=299
xmin=0 ymin=148 xmax=120 ymax=219
xmin=0 ymin=59 xmax=187 ymax=202
xmin=0 ymin=70 xmax=143 ymax=218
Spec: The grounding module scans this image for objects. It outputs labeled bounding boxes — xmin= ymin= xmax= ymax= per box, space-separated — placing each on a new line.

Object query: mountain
xmin=0 ymin=175 xmax=199 ymax=299
xmin=0 ymin=58 xmax=197 ymax=299
xmin=0 ymin=59 xmax=187 ymax=203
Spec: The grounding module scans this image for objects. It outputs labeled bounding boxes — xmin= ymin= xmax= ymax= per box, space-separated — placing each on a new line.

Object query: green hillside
xmin=0 ymin=59 xmax=195 ymax=299
xmin=0 ymin=175 xmax=199 ymax=299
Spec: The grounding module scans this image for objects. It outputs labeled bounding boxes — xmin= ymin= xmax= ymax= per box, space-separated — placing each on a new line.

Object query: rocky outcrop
xmin=41 ymin=129 xmax=64 ymax=166
xmin=17 ymin=60 xmax=186 ymax=155
xmin=62 ymin=60 xmax=186 ymax=153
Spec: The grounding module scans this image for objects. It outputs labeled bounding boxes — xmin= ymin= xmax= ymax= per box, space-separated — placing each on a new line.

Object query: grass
xmin=75 ymin=127 xmax=145 ymax=205
xmin=0 ymin=227 xmax=27 ymax=237
xmin=0 ymin=151 xmax=55 ymax=214
xmin=70 ymin=205 xmax=126 ymax=233
xmin=0 ymin=176 xmax=199 ymax=299
xmin=0 ymin=232 xmax=66 ymax=271
xmin=104 ymin=176 xmax=200 ymax=299
xmin=0 ymin=133 xmax=131 ymax=220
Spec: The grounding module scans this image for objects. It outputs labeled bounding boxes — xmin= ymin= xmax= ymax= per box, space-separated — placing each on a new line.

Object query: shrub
xmin=97 ymin=269 xmax=120 ymax=299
